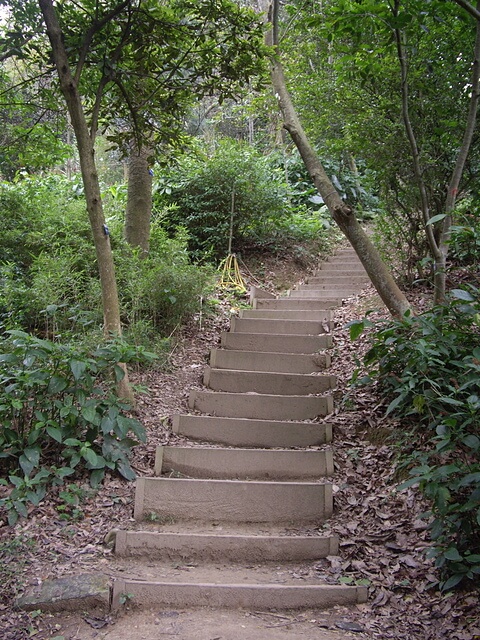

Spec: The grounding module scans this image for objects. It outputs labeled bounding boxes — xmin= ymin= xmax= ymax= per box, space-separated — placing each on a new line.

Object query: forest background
xmin=0 ymin=0 xmax=479 ymax=610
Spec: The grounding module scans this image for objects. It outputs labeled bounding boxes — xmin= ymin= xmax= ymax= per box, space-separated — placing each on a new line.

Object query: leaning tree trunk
xmin=270 ymin=57 xmax=411 ymax=318
xmin=38 ymin=0 xmax=133 ymax=402
xmin=125 ymin=145 xmax=153 ymax=254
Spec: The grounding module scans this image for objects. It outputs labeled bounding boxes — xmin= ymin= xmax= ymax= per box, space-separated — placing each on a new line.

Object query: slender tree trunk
xmin=393 ymin=13 xmax=443 ymax=301
xmin=394 ymin=1 xmax=480 ymax=304
xmin=38 ymin=0 xmax=133 ymax=402
xmin=125 ymin=145 xmax=153 ymax=254
xmin=270 ymin=56 xmax=411 ymax=318
xmin=439 ymin=1 xmax=480 ymax=285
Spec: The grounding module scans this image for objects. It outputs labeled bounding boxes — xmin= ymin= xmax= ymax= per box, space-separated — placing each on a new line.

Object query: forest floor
xmin=0 ymin=251 xmax=479 ymax=640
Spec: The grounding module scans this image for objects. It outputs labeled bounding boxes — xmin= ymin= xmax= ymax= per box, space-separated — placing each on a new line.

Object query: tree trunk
xmin=38 ymin=0 xmax=133 ymax=402
xmin=270 ymin=57 xmax=411 ymax=318
xmin=393 ymin=0 xmax=480 ymax=304
xmin=125 ymin=145 xmax=153 ymax=254
xmin=437 ymin=1 xmax=480 ymax=301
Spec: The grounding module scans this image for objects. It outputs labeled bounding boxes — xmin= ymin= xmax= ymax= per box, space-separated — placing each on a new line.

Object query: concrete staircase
xmin=111 ymin=247 xmax=371 ymax=612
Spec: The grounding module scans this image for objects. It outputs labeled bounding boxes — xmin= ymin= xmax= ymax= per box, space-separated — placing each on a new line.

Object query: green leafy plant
xmin=0 ymin=175 xmax=214 ymax=346
xmin=449 ymin=199 xmax=480 ymax=266
xmin=155 ymin=139 xmax=337 ymax=261
xmin=0 ymin=331 xmax=155 ymax=525
xmin=348 ymin=288 xmax=480 ymax=590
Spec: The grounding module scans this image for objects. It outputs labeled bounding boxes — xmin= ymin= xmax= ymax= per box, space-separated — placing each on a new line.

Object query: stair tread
xmin=156 ymin=445 xmax=333 ymax=480
xmin=111 ymin=559 xmax=345 ymax=585
xmin=113 ymin=521 xmax=333 ymax=536
xmin=172 ymin=414 xmax=333 ymax=447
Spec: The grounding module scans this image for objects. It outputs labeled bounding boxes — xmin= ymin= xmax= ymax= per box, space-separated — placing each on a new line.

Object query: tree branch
xmin=392 ymin=4 xmax=439 ymax=259
xmin=89 ymin=7 xmax=133 ymax=139
xmin=74 ymin=0 xmax=130 ymax=84
xmin=442 ymin=1 xmax=480 ymax=238
xmin=452 ymin=0 xmax=480 ymax=21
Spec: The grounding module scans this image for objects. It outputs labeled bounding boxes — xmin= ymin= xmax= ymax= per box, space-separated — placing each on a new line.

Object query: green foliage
xmin=350 ymin=289 xmax=480 ymax=589
xmin=0 ymin=174 xmax=99 ymax=334
xmin=0 ymin=174 xmax=213 ymax=345
xmin=270 ymin=151 xmax=378 ymax=216
xmin=0 ymin=331 xmax=155 ymax=525
xmin=449 ymin=199 xmax=480 ymax=266
xmin=2 ymin=0 xmax=269 ymax=157
xmin=56 ymin=483 xmax=95 ymax=521
xmin=114 ymin=224 xmax=214 ymax=335
xmin=156 ymin=140 xmax=333 ymax=261
xmin=277 ymin=0 xmax=480 ymax=282
xmin=0 ymin=69 xmax=69 ymax=179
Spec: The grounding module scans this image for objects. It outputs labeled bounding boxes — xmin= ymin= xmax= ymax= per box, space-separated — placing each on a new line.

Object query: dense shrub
xmin=0 ymin=175 xmax=98 ymax=333
xmin=349 ymin=289 xmax=480 ymax=590
xmin=0 ymin=331 xmax=155 ymax=525
xmin=0 ymin=175 xmax=213 ymax=344
xmin=268 ymin=150 xmax=378 ymax=216
xmin=155 ymin=139 xmax=334 ymax=261
xmin=449 ymin=198 xmax=480 ymax=266
xmin=114 ymin=223 xmax=214 ymax=335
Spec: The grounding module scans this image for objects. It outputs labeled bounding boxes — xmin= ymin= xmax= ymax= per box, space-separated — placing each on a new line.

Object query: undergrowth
xmin=349 ymin=286 xmax=480 ymax=591
xmin=0 ymin=331 xmax=156 ymax=526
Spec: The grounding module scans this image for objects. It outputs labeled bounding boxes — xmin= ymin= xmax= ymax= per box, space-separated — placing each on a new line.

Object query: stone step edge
xmin=188 ymin=389 xmax=334 ymax=420
xmin=230 ymin=316 xmax=334 ymax=335
xmin=253 ymin=298 xmax=341 ymax=309
xmin=134 ymin=477 xmax=333 ymax=523
xmin=221 ymin=332 xmax=333 ymax=354
xmin=113 ymin=530 xmax=339 ymax=561
xmin=171 ymin=415 xmax=333 ymax=448
xmin=203 ymin=366 xmax=337 ymax=395
xmin=209 ymin=349 xmax=331 ymax=373
xmin=239 ymin=309 xmax=334 ymax=321
xmin=154 ymin=445 xmax=334 ymax=480
xmin=111 ymin=580 xmax=368 ymax=611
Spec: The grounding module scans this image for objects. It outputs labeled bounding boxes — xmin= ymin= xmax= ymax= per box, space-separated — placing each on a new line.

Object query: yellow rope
xmin=219 ymin=254 xmax=247 ymax=293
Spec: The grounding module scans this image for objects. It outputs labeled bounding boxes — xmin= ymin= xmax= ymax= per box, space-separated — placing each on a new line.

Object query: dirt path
xmin=52 ymin=607 xmax=367 ymax=639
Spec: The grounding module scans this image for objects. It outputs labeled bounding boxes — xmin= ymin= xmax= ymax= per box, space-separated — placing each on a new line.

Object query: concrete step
xmin=172 ymin=414 xmax=333 ymax=448
xmin=188 ymin=390 xmax=334 ymax=420
xmin=254 ymin=298 xmax=341 ymax=310
xmin=289 ymin=289 xmax=355 ymax=299
xmin=239 ymin=308 xmax=333 ymax=321
xmin=316 ymin=264 xmax=367 ymax=273
xmin=230 ymin=316 xmax=333 ymax=335
xmin=326 ymin=253 xmax=359 ymax=261
xmin=203 ymin=366 xmax=336 ymax=395
xmin=296 ymin=283 xmax=359 ymax=291
xmin=221 ymin=332 xmax=332 ymax=353
xmin=155 ymin=445 xmax=334 ymax=479
xmin=307 ymin=275 xmax=369 ymax=285
xmin=112 ymin=567 xmax=367 ymax=611
xmin=326 ymin=256 xmax=361 ymax=262
xmin=113 ymin=528 xmax=339 ymax=561
xmin=210 ymin=349 xmax=331 ymax=373
xmin=249 ymin=286 xmax=275 ymax=301
xmin=134 ymin=477 xmax=333 ymax=523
